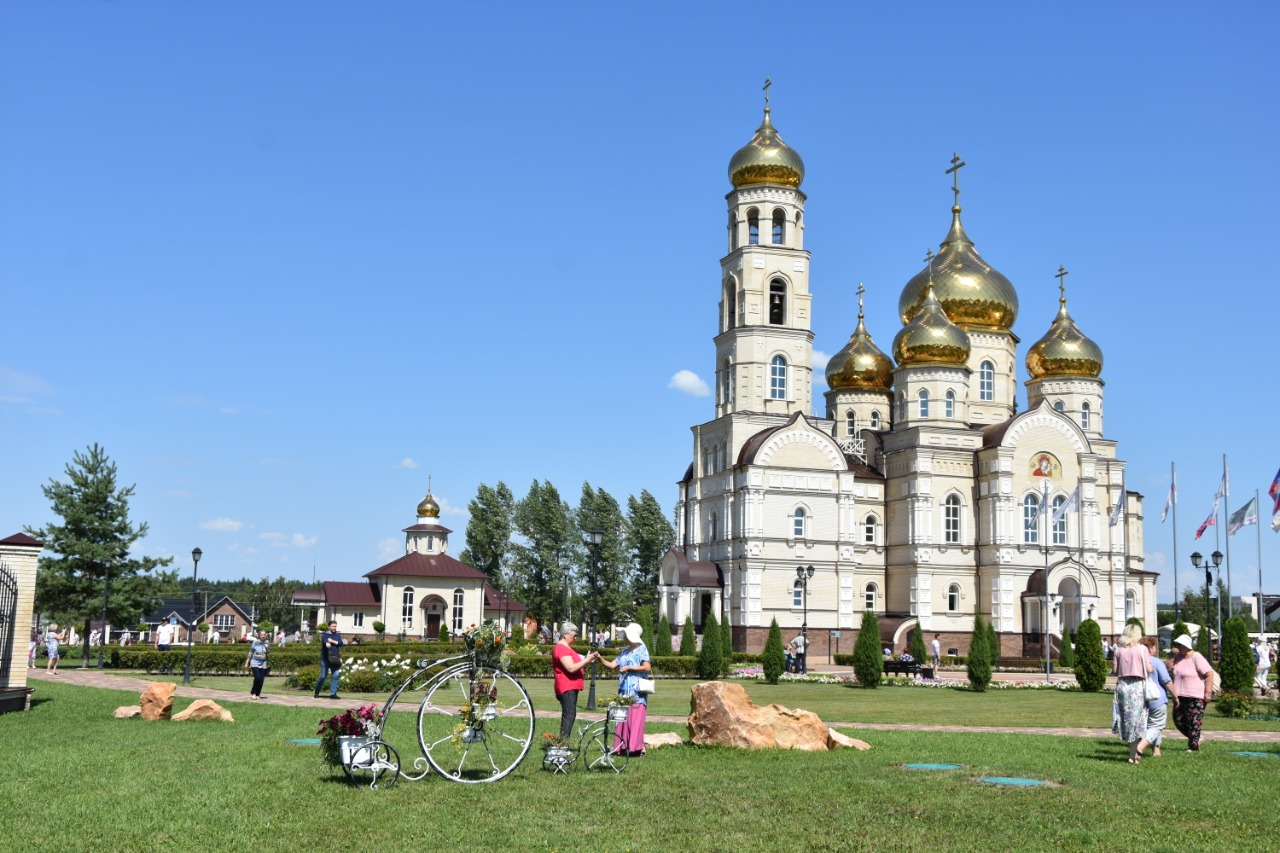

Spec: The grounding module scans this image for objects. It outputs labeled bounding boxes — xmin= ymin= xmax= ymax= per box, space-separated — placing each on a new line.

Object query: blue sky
xmin=2 ymin=3 xmax=1276 ymax=606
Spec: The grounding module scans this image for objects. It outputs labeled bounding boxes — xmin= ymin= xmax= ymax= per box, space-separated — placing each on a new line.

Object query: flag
xmin=1026 ymin=493 xmax=1045 ymax=527
xmin=1052 ymin=486 xmax=1080 ymax=525
xmin=1270 ymin=467 xmax=1280 ymax=516
xmin=1216 ymin=469 xmax=1227 ymax=500
xmin=1227 ymin=497 xmax=1258 ymax=536
xmin=1161 ymin=474 xmax=1176 ymax=523
xmin=1273 ymin=507 xmax=1280 ymax=533
xmin=1109 ymin=482 xmax=1125 ymax=527
xmin=1194 ymin=502 xmax=1218 ymax=540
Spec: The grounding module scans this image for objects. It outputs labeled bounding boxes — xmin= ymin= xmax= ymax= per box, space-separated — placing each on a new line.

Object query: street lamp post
xmin=586 ymin=528 xmax=604 ymax=711
xmin=796 ymin=564 xmax=814 ymax=674
xmin=183 ymin=547 xmax=202 ymax=684
xmin=1042 ymin=478 xmax=1052 ymax=681
xmin=1190 ymin=550 xmax=1223 ymax=660
xmin=97 ymin=567 xmax=111 ymax=669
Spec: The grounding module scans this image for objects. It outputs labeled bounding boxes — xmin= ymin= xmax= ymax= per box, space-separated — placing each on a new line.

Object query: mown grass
xmin=3 ymin=680 xmax=1279 ymax=851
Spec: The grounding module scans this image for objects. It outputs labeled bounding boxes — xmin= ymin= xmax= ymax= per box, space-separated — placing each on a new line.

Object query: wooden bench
xmin=883 ymin=660 xmax=921 ymax=676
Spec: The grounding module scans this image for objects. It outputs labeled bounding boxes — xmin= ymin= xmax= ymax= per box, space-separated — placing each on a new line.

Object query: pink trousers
xmin=612 ymin=703 xmax=647 ymax=754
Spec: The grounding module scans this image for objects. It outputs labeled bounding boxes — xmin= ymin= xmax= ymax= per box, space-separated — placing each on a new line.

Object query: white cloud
xmin=397 ymin=457 xmax=419 ymax=470
xmin=291 ymin=532 xmax=318 ymax=548
xmin=218 ymin=406 xmax=239 ymax=416
xmin=200 ymin=517 xmax=244 ymax=532
xmin=260 ymin=532 xmax=286 ymax=545
xmin=668 ymin=370 xmax=710 ymax=397
xmin=437 ymin=496 xmax=465 ymax=516
xmin=0 ymin=364 xmax=57 ymax=411
xmin=812 ymin=349 xmax=832 ymax=371
xmin=377 ymin=537 xmax=400 ymax=559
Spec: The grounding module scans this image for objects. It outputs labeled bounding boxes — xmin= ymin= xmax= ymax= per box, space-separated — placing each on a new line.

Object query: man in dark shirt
xmin=313 ymin=620 xmax=344 ymax=699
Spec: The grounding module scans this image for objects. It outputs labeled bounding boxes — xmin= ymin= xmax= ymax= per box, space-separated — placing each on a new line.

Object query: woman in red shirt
xmin=553 ymin=623 xmax=599 ymax=739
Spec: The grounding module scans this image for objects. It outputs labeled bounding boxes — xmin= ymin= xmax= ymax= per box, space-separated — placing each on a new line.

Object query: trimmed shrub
xmin=257 ymin=621 xmax=275 ymax=637
xmin=697 ymin=612 xmax=723 ymax=679
xmin=654 ymin=615 xmax=673 ymax=656
xmin=1220 ymin=617 xmax=1254 ymax=694
xmin=1125 ymin=617 xmax=1144 ymax=635
xmin=679 ymin=617 xmax=696 ymax=656
xmin=1214 ymin=691 xmax=1254 ymax=719
xmin=1169 ymin=619 xmax=1189 ymax=647
xmin=762 ymin=619 xmax=785 ymax=684
xmin=909 ymin=630 xmax=927 ymax=664
xmin=1058 ymin=634 xmax=1075 ymax=669
xmin=720 ymin=615 xmax=733 ymax=667
xmin=985 ymin=619 xmax=1000 ymax=668
xmin=852 ymin=610 xmax=882 ymax=688
xmin=1195 ymin=619 xmax=1214 ymax=660
xmin=966 ymin=615 xmax=991 ymax=692
xmin=1073 ymin=619 xmax=1108 ymax=692
xmin=372 ymin=621 xmax=386 ymax=637
xmin=438 ymin=624 xmax=450 ymax=642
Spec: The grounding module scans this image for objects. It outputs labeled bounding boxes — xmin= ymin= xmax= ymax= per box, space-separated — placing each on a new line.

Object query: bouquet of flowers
xmin=540 ymin=732 xmax=572 ymax=751
xmin=462 ymin=621 xmax=508 ymax=669
xmin=317 ymin=704 xmax=384 ymax=766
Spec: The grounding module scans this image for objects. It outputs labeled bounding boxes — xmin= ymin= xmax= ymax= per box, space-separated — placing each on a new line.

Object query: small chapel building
xmin=660 ymin=97 xmax=1153 ymax=658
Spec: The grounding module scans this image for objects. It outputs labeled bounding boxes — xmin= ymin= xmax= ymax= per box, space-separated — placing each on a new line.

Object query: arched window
xmin=1125 ymin=589 xmax=1135 ymax=620
xmin=725 ymin=286 xmax=737 ymax=331
xmin=769 ymin=280 xmax=786 ymax=325
xmin=846 ymin=410 xmax=857 ymax=436
xmin=948 ymin=583 xmax=961 ymax=612
xmin=1022 ymin=495 xmax=1041 ymax=544
xmin=719 ymin=358 xmax=732 ymax=406
xmin=452 ymin=588 xmax=465 ymax=633
xmin=748 ymin=209 xmax=759 ymax=245
xmin=709 ymin=512 xmax=718 ymax=542
xmin=1052 ymin=495 xmax=1067 ymax=545
xmin=793 ymin=579 xmax=804 ymax=608
xmin=402 ymin=586 xmax=415 ymax=629
xmin=729 ymin=213 xmax=738 ymax=251
xmin=870 ymin=410 xmax=881 ymax=429
xmin=793 ymin=507 xmax=806 ymax=539
xmin=897 ymin=393 xmax=906 ymax=422
xmin=945 ymin=390 xmax=955 ymax=419
xmin=919 ymin=389 xmax=930 ymax=418
xmin=1081 ymin=401 xmax=1091 ymax=430
xmin=702 ymin=446 xmax=711 ymax=476
xmin=863 ymin=514 xmax=878 ymax=545
xmin=1053 ymin=400 xmax=1065 ymax=414
xmin=944 ymin=494 xmax=961 ymax=544
xmin=865 ymin=583 xmax=877 ymax=612
xmin=772 ymin=209 xmax=785 ymax=244
xmin=770 ymin=355 xmax=788 ymax=400
xmin=979 ymin=360 xmax=995 ymax=401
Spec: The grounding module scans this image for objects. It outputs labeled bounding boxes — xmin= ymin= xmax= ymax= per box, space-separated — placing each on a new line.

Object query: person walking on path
xmin=1254 ymin=636 xmax=1272 ymax=693
xmin=314 ymin=621 xmax=344 ymax=699
xmin=244 ymin=629 xmax=270 ymax=700
xmin=1110 ymin=624 xmax=1152 ymax=764
xmin=44 ymin=623 xmax=66 ymax=673
xmin=155 ymin=619 xmax=174 ymax=651
xmin=1136 ymin=635 xmax=1173 ymax=758
xmin=1170 ymin=633 xmax=1214 ymax=751
xmin=931 ymin=635 xmax=941 ymax=672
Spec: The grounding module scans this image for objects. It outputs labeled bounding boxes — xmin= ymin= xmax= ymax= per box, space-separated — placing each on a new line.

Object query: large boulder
xmin=140 ymin=682 xmax=176 ymax=721
xmin=826 ymin=727 xmax=872 ymax=750
xmin=688 ymin=682 xmax=831 ymax=751
xmin=114 ymin=705 xmax=141 ymax=719
xmin=643 ymin=731 xmax=685 ymax=749
xmin=172 ymin=699 xmax=235 ymax=722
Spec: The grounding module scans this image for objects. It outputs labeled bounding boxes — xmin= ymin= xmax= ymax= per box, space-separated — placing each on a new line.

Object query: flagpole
xmin=1258 ymin=488 xmax=1266 ymax=636
xmin=1121 ymin=483 xmax=1129 ymax=631
xmin=1171 ymin=462 xmax=1180 ymax=621
xmin=1221 ymin=453 xmax=1232 ymax=626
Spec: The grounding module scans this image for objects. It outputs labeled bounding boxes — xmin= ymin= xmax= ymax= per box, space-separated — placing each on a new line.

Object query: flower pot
xmin=479 ymin=704 xmax=498 ymax=722
xmin=460 ymin=727 xmax=483 ymax=743
xmin=608 ymin=707 xmax=629 ymax=722
xmin=338 ymin=736 xmax=372 ymax=766
xmin=542 ymin=746 xmax=573 ymax=772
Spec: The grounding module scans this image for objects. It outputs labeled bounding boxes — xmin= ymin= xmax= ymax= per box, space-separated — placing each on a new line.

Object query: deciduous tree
xmin=625 ymin=490 xmax=674 ymax=614
xmin=460 ymin=482 xmax=514 ymax=585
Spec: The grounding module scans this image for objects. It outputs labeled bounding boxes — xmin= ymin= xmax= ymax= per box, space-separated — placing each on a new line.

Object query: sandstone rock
xmin=687 ymin=682 xmax=830 ymax=751
xmin=643 ymin=731 xmax=684 ymax=749
xmin=827 ymin=728 xmax=871 ymax=750
xmin=172 ymin=699 xmax=235 ymax=722
xmin=114 ymin=705 xmax=141 ymax=718
xmin=140 ymin=682 xmax=176 ymax=721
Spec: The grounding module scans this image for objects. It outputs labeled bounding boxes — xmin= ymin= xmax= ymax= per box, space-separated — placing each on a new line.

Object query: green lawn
xmin=3 ymin=681 xmax=1278 ymax=851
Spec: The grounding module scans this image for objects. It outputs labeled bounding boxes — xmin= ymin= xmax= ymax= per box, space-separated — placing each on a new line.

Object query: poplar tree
xmin=460 ymin=481 xmax=514 ymax=585
xmin=625 ymin=490 xmax=674 ymax=614
xmin=510 ymin=480 xmax=576 ymax=625
xmin=576 ymin=483 xmax=628 ymax=627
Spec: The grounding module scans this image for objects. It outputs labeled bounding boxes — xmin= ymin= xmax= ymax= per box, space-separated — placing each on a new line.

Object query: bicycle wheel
xmin=417 ymin=664 xmax=534 ymax=783
xmin=579 ymin=722 xmax=628 ymax=773
xmin=344 ymin=739 xmax=400 ymax=790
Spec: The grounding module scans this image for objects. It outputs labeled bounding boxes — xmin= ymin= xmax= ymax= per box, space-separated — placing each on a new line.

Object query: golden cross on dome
xmin=763 ymin=77 xmax=772 ymax=110
xmin=924 ymin=249 xmax=936 ymax=289
xmin=945 ymin=152 xmax=966 ymax=207
xmin=857 ymin=282 xmax=866 ymax=316
xmin=1055 ymin=265 xmax=1069 ymax=302
xmin=427 ymin=473 xmax=432 ymax=494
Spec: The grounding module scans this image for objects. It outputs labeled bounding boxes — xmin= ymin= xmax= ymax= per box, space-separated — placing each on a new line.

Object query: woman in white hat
xmin=1169 ymin=633 xmax=1214 ymax=751
xmin=599 ymin=622 xmax=651 ymax=756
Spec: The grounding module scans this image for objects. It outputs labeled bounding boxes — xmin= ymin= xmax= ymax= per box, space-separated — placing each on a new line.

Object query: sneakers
xmin=314 ymin=690 xmax=321 ymax=698
xmin=329 ymin=694 xmax=341 ymax=700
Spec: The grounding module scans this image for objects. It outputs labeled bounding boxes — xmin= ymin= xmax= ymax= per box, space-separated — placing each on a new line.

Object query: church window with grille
xmin=452 ymin=588 xmax=465 ymax=633
xmin=864 ymin=514 xmax=878 ymax=545
xmin=948 ymin=583 xmax=961 ymax=612
xmin=846 ymin=410 xmax=856 ymax=436
xmin=979 ymin=360 xmax=994 ymax=401
xmin=865 ymin=583 xmax=878 ymax=612
xmin=1022 ymin=495 xmax=1040 ymax=544
xmin=945 ymin=389 xmax=955 ymax=418
xmin=1052 ymin=495 xmax=1067 ymax=544
xmin=402 ymin=587 xmax=415 ymax=629
xmin=793 ymin=507 xmax=806 ymax=539
xmin=770 ymin=355 xmax=787 ymax=400
xmin=1081 ymin=401 xmax=1091 ymax=430
xmin=944 ymin=494 xmax=961 ymax=544
xmin=919 ymin=389 xmax=930 ymax=418
xmin=870 ymin=410 xmax=881 ymax=429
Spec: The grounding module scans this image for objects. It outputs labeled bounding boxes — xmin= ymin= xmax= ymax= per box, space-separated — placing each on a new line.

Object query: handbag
xmin=326 ymin=648 xmax=341 ymax=668
xmin=636 ymin=677 xmax=656 ymax=694
xmin=1143 ymin=677 xmax=1161 ymax=702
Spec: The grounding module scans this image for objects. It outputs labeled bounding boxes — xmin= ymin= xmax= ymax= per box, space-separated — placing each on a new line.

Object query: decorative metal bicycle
xmin=347 ymin=623 xmax=535 ymax=785
xmin=576 ymin=700 xmax=631 ymax=773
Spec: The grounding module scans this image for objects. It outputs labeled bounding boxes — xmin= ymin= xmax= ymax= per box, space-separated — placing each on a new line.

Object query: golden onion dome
xmin=899 ymin=206 xmax=1019 ymax=331
xmin=416 ymin=487 xmax=440 ymax=518
xmin=826 ymin=303 xmax=893 ymax=393
xmin=1026 ymin=296 xmax=1103 ymax=379
xmin=728 ymin=108 xmax=805 ymax=189
xmin=893 ymin=284 xmax=971 ymax=366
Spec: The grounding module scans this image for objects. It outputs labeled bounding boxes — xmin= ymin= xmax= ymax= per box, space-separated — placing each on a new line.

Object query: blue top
xmin=1147 ymin=656 xmax=1172 ymax=710
xmin=249 ymin=638 xmax=269 ymax=669
xmin=615 ymin=643 xmax=651 ymax=706
xmin=320 ymin=629 xmax=344 ymax=660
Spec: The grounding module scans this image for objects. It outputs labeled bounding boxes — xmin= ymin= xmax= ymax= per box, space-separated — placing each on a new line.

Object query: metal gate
xmin=0 ymin=563 xmax=16 ymax=684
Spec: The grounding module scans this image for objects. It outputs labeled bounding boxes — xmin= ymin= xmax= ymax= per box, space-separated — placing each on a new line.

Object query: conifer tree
xmin=852 ymin=610 xmax=882 ymax=688
xmin=720 ymin=615 xmax=733 ymax=674
xmin=1220 ymin=616 xmax=1253 ymax=694
xmin=985 ymin=619 xmax=1001 ymax=669
xmin=654 ymin=614 xmax=673 ymax=656
xmin=762 ymin=618 xmax=785 ymax=684
xmin=966 ymin=615 xmax=992 ymax=691
xmin=697 ymin=612 xmax=723 ymax=679
xmin=679 ymin=616 xmax=697 ymax=656
xmin=909 ymin=629 xmax=927 ymax=663
xmin=1195 ymin=619 xmax=1214 ymax=661
xmin=1073 ymin=618 xmax=1108 ymax=692
xmin=1058 ymin=632 xmax=1075 ymax=668
xmin=1170 ymin=619 xmax=1189 ymax=646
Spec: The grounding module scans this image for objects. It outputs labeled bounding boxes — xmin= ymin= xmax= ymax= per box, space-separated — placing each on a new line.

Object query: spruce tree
xmin=679 ymin=616 xmax=697 ymax=656
xmin=697 ymin=612 xmax=723 ymax=679
xmin=1220 ymin=616 xmax=1253 ymax=694
xmin=1073 ymin=618 xmax=1108 ymax=692
xmin=1058 ymin=632 xmax=1075 ymax=668
xmin=1170 ymin=619 xmax=1189 ymax=646
xmin=655 ymin=614 xmax=673 ymax=656
xmin=720 ymin=615 xmax=733 ymax=674
xmin=1195 ymin=619 xmax=1214 ymax=661
xmin=909 ymin=629 xmax=927 ymax=663
xmin=852 ymin=610 xmax=882 ymax=688
xmin=966 ymin=615 xmax=992 ymax=691
xmin=762 ymin=618 xmax=786 ymax=684
xmin=985 ymin=619 xmax=1000 ymax=669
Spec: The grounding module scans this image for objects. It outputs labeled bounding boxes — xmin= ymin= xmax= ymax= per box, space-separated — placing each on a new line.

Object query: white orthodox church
xmin=659 ymin=99 xmax=1154 ymax=658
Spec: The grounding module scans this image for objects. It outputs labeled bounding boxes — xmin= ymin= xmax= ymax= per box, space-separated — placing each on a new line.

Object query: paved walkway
xmin=25 ymin=668 xmax=1280 ymax=744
